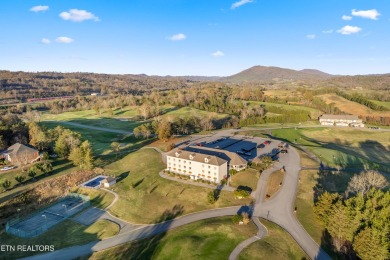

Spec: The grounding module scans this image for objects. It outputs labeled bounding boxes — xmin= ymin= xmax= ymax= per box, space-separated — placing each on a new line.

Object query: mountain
xmin=223 ymin=66 xmax=333 ymax=83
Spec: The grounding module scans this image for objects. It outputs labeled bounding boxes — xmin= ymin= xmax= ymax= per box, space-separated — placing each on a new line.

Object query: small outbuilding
xmin=100 ymin=177 xmax=116 ymax=188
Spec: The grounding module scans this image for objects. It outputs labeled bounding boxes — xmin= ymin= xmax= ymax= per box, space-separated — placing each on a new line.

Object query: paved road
xmin=229 ymin=217 xmax=268 ymax=260
xmin=23 ymin=207 xmax=241 ymax=260
xmin=45 ymin=120 xmax=133 ymax=135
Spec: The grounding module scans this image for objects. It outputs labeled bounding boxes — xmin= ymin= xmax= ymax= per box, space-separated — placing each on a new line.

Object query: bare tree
xmin=347 ymin=170 xmax=389 ymax=196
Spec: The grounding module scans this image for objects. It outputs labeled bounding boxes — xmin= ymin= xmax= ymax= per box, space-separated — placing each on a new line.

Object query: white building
xmin=319 ymin=114 xmax=365 ymax=128
xmin=166 ymin=150 xmax=228 ymax=183
xmin=100 ymin=177 xmax=116 ymax=188
xmin=185 ymin=146 xmax=248 ymax=171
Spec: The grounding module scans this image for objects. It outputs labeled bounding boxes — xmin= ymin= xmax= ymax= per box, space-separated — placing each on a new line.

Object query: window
xmin=208 ymin=166 xmax=211 ymax=169
xmin=202 ymin=164 xmax=204 ymax=168
xmin=208 ymin=171 xmax=210 ymax=174
xmin=189 ymin=167 xmax=191 ymax=170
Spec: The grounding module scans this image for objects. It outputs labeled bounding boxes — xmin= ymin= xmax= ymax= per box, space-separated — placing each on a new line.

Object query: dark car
xmin=257 ymin=144 xmax=265 ymax=148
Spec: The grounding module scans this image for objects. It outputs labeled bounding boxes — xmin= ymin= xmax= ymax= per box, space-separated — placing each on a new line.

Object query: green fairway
xmin=105 ymin=149 xmax=251 ymax=224
xmin=230 ymin=168 xmax=259 ymax=191
xmin=247 ymin=101 xmax=322 ymax=118
xmin=87 ymin=217 xmax=257 ymax=260
xmin=239 ymin=219 xmax=307 ymax=260
xmin=370 ymin=100 xmax=390 ymax=110
xmin=163 ymin=106 xmax=229 ymax=119
xmin=0 ymin=219 xmax=119 ymax=259
xmin=270 ymin=127 xmax=390 ymax=173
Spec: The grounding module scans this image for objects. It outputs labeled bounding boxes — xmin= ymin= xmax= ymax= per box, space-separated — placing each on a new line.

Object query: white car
xmin=1 ymin=166 xmax=15 ymax=171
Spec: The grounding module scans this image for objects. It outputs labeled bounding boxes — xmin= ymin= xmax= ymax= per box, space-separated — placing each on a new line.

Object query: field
xmin=105 ymin=149 xmax=251 ymax=224
xmin=239 ymin=219 xmax=308 ymax=260
xmin=318 ymin=94 xmax=390 ymax=117
xmin=73 ymin=187 xmax=115 ymax=209
xmin=230 ymin=168 xmax=259 ymax=191
xmin=0 ymin=219 xmax=119 ymax=259
xmin=162 ymin=106 xmax=229 ymax=120
xmin=0 ymin=159 xmax=76 ymax=201
xmin=86 ymin=217 xmax=257 ymax=260
xmin=370 ymin=100 xmax=390 ymax=110
xmin=247 ymin=101 xmax=322 ymax=119
xmin=270 ymin=127 xmax=390 ymax=173
xmin=265 ymin=170 xmax=285 ymax=198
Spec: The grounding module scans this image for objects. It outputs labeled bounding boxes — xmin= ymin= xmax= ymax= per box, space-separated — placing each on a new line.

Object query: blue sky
xmin=0 ymin=0 xmax=389 ymax=76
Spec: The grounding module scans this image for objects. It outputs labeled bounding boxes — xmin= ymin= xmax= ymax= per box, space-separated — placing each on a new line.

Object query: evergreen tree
xmin=353 ymin=228 xmax=389 ymax=260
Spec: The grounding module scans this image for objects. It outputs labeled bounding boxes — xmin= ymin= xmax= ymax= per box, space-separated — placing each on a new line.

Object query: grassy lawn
xmin=370 ymin=100 xmax=390 ymax=110
xmin=0 ymin=219 xmax=119 ymax=259
xmin=239 ymin=219 xmax=308 ymax=260
xmin=318 ymin=94 xmax=390 ymax=117
xmin=230 ymin=168 xmax=259 ymax=191
xmin=270 ymin=127 xmax=390 ymax=172
xmin=146 ymin=137 xmax=188 ymax=152
xmin=87 ymin=217 xmax=257 ymax=260
xmin=247 ymin=101 xmax=322 ymax=119
xmin=73 ymin=187 xmax=115 ymax=209
xmin=265 ymin=170 xmax=285 ymax=199
xmin=105 ymin=149 xmax=251 ymax=224
xmin=162 ymin=106 xmax=229 ymax=120
xmin=0 ymin=159 xmax=76 ymax=201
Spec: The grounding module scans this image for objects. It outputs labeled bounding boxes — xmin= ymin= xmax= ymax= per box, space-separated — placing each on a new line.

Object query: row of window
xmin=167 ymin=157 xmax=217 ymax=169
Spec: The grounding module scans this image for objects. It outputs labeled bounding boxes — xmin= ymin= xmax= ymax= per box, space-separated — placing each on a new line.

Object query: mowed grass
xmin=73 ymin=187 xmax=115 ymax=209
xmin=239 ymin=219 xmax=308 ymax=260
xmin=0 ymin=219 xmax=119 ymax=259
xmin=0 ymin=159 xmax=76 ymax=200
xmin=271 ymin=127 xmax=390 ymax=172
xmin=230 ymin=168 xmax=259 ymax=191
xmin=162 ymin=106 xmax=229 ymax=120
xmin=247 ymin=101 xmax=322 ymax=118
xmin=146 ymin=137 xmax=188 ymax=152
xmin=87 ymin=217 xmax=257 ymax=260
xmin=105 ymin=149 xmax=251 ymax=224
xmin=40 ymin=121 xmax=150 ymax=156
xmin=318 ymin=93 xmax=390 ymax=117
xmin=295 ymin=152 xmax=324 ymax=244
xmin=370 ymin=100 xmax=390 ymax=110
xmin=265 ymin=170 xmax=285 ymax=199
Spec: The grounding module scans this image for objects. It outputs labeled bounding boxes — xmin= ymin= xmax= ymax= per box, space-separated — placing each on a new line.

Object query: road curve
xmin=23 ymin=207 xmax=241 ymax=260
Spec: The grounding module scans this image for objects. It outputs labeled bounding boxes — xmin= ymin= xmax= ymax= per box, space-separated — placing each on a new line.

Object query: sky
xmin=0 ymin=0 xmax=389 ymax=76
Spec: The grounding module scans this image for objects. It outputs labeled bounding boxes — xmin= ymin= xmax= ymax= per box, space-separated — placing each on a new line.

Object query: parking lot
xmin=183 ymin=134 xmax=285 ymax=161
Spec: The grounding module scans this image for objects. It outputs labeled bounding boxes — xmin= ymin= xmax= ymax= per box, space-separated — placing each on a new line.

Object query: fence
xmin=5 ymin=193 xmax=90 ymax=238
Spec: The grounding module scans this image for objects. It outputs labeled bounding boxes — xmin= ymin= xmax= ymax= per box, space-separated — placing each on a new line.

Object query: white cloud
xmin=168 ymin=33 xmax=186 ymax=41
xmin=55 ymin=37 xmax=74 ymax=43
xmin=322 ymin=30 xmax=333 ymax=34
xmin=352 ymin=9 xmax=380 ymax=20
xmin=337 ymin=25 xmax=362 ymax=35
xmin=41 ymin=38 xmax=51 ymax=44
xmin=59 ymin=9 xmax=99 ymax=22
xmin=30 ymin=5 xmax=49 ymax=12
xmin=231 ymin=0 xmax=254 ymax=10
xmin=306 ymin=34 xmax=316 ymax=39
xmin=342 ymin=15 xmax=352 ymax=21
xmin=211 ymin=51 xmax=225 ymax=57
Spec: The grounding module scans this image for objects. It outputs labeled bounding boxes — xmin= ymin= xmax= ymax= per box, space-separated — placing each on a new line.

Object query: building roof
xmin=185 ymin=146 xmax=247 ymax=166
xmin=319 ymin=114 xmax=360 ymax=120
xmin=166 ymin=149 xmax=227 ymax=166
xmin=4 ymin=143 xmax=38 ymax=157
xmin=101 ymin=177 xmax=116 ymax=183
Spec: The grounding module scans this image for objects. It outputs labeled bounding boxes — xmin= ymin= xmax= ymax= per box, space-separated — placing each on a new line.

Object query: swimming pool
xmin=83 ymin=176 xmax=106 ymax=189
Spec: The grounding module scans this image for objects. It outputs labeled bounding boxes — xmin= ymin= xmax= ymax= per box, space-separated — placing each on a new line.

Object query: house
xmin=166 ymin=149 xmax=228 ymax=183
xmin=2 ymin=143 xmax=40 ymax=166
xmin=185 ymin=146 xmax=248 ymax=171
xmin=319 ymin=114 xmax=365 ymax=128
xmin=100 ymin=177 xmax=116 ymax=188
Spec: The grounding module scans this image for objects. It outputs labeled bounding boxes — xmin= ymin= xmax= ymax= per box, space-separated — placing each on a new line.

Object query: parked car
xmin=257 ymin=144 xmax=265 ymax=148
xmin=1 ymin=166 xmax=15 ymax=171
xmin=263 ymin=141 xmax=271 ymax=145
xmin=49 ymin=154 xmax=58 ymax=158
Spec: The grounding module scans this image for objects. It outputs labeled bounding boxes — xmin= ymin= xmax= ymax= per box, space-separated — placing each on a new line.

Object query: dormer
xmin=204 ymin=156 xmax=210 ymax=163
xmin=175 ymin=151 xmax=181 ymax=157
xmin=189 ymin=153 xmax=195 ymax=160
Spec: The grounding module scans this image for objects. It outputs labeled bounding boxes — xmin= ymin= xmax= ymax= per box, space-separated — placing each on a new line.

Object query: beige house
xmin=319 ymin=114 xmax=365 ymax=128
xmin=166 ymin=149 xmax=228 ymax=183
xmin=100 ymin=177 xmax=116 ymax=188
xmin=2 ymin=143 xmax=40 ymax=166
xmin=186 ymin=146 xmax=248 ymax=171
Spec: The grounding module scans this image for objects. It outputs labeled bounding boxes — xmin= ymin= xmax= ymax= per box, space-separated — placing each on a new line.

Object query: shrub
xmin=207 ymin=191 xmax=216 ymax=204
xmin=234 ymin=189 xmax=250 ymax=199
xmin=229 ymin=169 xmax=238 ymax=176
xmin=232 ymin=214 xmax=243 ymax=224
